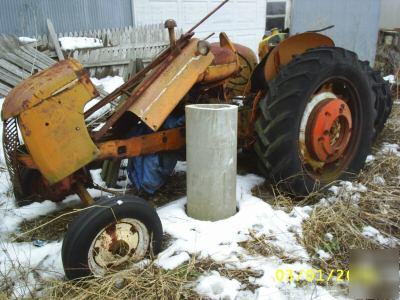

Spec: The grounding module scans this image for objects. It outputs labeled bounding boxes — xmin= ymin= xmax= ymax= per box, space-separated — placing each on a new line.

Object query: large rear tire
xmin=371 ymin=70 xmax=392 ymax=137
xmin=254 ymin=47 xmax=378 ymax=196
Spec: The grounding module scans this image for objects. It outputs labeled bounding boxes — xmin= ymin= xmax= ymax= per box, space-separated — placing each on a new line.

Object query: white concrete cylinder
xmin=186 ymin=104 xmax=238 ymax=221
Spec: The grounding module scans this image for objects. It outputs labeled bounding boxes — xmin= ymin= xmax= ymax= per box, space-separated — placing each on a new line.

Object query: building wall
xmin=380 ymin=0 xmax=400 ymax=29
xmin=290 ymin=0 xmax=380 ymax=64
xmin=0 ymin=0 xmax=134 ymax=37
xmin=133 ymin=0 xmax=266 ymax=53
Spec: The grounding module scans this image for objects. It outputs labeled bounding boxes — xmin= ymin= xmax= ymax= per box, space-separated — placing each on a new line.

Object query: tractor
xmin=1 ymin=0 xmax=392 ymax=279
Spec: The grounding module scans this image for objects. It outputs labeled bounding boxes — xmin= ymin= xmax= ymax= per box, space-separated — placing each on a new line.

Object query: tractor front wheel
xmin=255 ymin=47 xmax=378 ymax=196
xmin=62 ymin=196 xmax=163 ymax=279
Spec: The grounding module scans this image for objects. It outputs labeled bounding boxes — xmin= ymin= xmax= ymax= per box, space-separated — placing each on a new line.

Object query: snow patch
xmin=325 ymin=233 xmax=334 ymax=241
xmin=0 ymin=241 xmax=63 ymax=298
xmin=84 ymin=76 xmax=124 ymax=122
xmin=362 ymin=226 xmax=397 ymax=247
xmin=90 ymin=76 xmax=124 ymax=94
xmin=323 ymin=181 xmax=368 ymax=205
xmin=383 ymin=74 xmax=396 ymax=84
xmin=372 ymin=175 xmax=385 ymax=185
xmin=19 ymin=37 xmax=37 ymax=44
xmin=174 ymin=161 xmax=187 ymax=173
xmin=156 ymin=251 xmax=190 ymax=270
xmin=316 ymin=249 xmax=331 ymax=260
xmin=378 ymin=143 xmax=400 ymax=156
xmin=59 ymin=37 xmax=102 ymax=50
xmin=196 ymin=271 xmax=241 ymax=300
xmin=365 ymin=154 xmax=375 ymax=164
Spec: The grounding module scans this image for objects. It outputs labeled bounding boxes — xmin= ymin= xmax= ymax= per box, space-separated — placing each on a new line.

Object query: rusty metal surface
xmin=225 ymin=43 xmax=258 ymax=97
xmin=97 ymin=127 xmax=185 ymax=160
xmin=17 ymin=60 xmax=100 ymax=184
xmin=264 ymin=32 xmax=334 ymax=81
xmin=2 ymin=59 xmax=90 ymax=120
xmin=92 ymin=50 xmax=180 ymax=139
xmin=128 ymin=39 xmax=214 ymax=131
xmin=197 ymin=33 xmax=243 ymax=84
xmin=209 ymin=43 xmax=236 ymax=65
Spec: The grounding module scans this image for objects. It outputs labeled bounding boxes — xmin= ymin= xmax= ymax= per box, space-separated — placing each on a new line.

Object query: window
xmin=266 ymin=1 xmax=287 ymax=31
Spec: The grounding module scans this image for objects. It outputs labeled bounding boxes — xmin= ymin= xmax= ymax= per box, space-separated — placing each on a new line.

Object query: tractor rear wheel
xmin=255 ymin=47 xmax=378 ymax=196
xmin=372 ymin=70 xmax=392 ymax=137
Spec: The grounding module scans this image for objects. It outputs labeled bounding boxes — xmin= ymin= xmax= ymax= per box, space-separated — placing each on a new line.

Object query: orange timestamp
xmin=275 ymin=268 xmax=378 ymax=283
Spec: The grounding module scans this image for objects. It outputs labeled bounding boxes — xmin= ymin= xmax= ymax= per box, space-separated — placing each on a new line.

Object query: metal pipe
xmin=186 ymin=0 xmax=230 ymax=34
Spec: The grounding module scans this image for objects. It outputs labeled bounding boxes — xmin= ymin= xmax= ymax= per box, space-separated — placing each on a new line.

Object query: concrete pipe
xmin=185 ymin=104 xmax=238 ymax=221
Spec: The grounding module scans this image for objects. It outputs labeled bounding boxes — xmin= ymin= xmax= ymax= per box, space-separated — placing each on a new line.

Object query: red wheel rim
xmin=307 ymin=98 xmax=352 ymax=163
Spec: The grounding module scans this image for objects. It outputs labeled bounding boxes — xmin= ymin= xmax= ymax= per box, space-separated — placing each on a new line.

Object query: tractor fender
xmin=263 ymin=32 xmax=334 ymax=81
xmin=251 ymin=32 xmax=334 ymax=91
xmin=128 ymin=38 xmax=214 ymax=131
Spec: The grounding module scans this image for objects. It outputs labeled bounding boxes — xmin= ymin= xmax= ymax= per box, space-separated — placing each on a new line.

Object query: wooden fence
xmin=0 ymin=35 xmax=56 ymax=97
xmin=0 ymin=24 xmax=173 ymax=96
xmin=37 ymin=23 xmax=172 ymax=77
xmin=35 ymin=23 xmax=171 ymax=48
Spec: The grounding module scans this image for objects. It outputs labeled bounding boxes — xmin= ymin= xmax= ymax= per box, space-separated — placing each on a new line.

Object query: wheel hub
xmin=308 ymin=98 xmax=352 ymax=163
xmin=88 ymin=218 xmax=149 ymax=275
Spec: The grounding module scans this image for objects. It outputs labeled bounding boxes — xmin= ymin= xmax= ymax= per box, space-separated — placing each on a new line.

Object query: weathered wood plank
xmin=19 ymin=46 xmax=55 ymax=67
xmin=0 ymin=82 xmax=11 ymax=97
xmin=0 ymin=68 xmax=22 ymax=86
xmin=12 ymin=49 xmax=49 ymax=69
xmin=1 ymin=53 xmax=37 ymax=73
xmin=0 ymin=59 xmax=30 ymax=79
xmin=47 ymin=19 xmax=64 ymax=61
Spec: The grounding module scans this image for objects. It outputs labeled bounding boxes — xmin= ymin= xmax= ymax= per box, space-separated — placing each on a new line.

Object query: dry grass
xmin=46 ymin=259 xmax=199 ymax=300
xmin=251 ymin=182 xmax=324 ymax=213
xmin=238 ymin=230 xmax=299 ymax=264
xmin=12 ymin=205 xmax=84 ymax=242
xmin=44 ymin=257 xmax=262 ymax=299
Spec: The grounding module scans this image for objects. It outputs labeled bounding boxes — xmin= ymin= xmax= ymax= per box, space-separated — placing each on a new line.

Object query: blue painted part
xmin=127 ymin=115 xmax=185 ymax=194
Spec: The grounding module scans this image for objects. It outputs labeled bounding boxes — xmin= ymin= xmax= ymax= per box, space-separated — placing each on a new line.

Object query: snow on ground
xmin=378 ymin=142 xmax=400 ymax=156
xmin=383 ymin=74 xmax=397 ymax=84
xmin=196 ymin=271 xmax=241 ymax=299
xmin=90 ymin=76 xmax=124 ymax=94
xmin=156 ymin=174 xmax=309 ymax=268
xmin=362 ymin=226 xmax=397 ymax=247
xmin=58 ymin=37 xmax=103 ymax=51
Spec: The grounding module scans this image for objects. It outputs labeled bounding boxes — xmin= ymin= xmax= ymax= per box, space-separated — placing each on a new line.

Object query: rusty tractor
xmin=1 ymin=0 xmax=392 ymax=279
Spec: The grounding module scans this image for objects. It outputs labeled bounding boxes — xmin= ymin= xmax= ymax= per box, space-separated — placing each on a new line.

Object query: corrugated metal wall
xmin=0 ymin=0 xmax=134 ymax=37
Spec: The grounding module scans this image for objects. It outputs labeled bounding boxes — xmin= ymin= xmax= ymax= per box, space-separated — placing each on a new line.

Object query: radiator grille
xmin=3 ymin=117 xmax=23 ymax=197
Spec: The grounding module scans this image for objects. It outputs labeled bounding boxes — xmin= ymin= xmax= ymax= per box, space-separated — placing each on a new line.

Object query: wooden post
xmin=47 ymin=19 xmax=64 ymax=61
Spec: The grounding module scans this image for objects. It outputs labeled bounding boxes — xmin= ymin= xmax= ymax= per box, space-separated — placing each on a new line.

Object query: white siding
xmin=133 ymin=0 xmax=266 ymax=52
